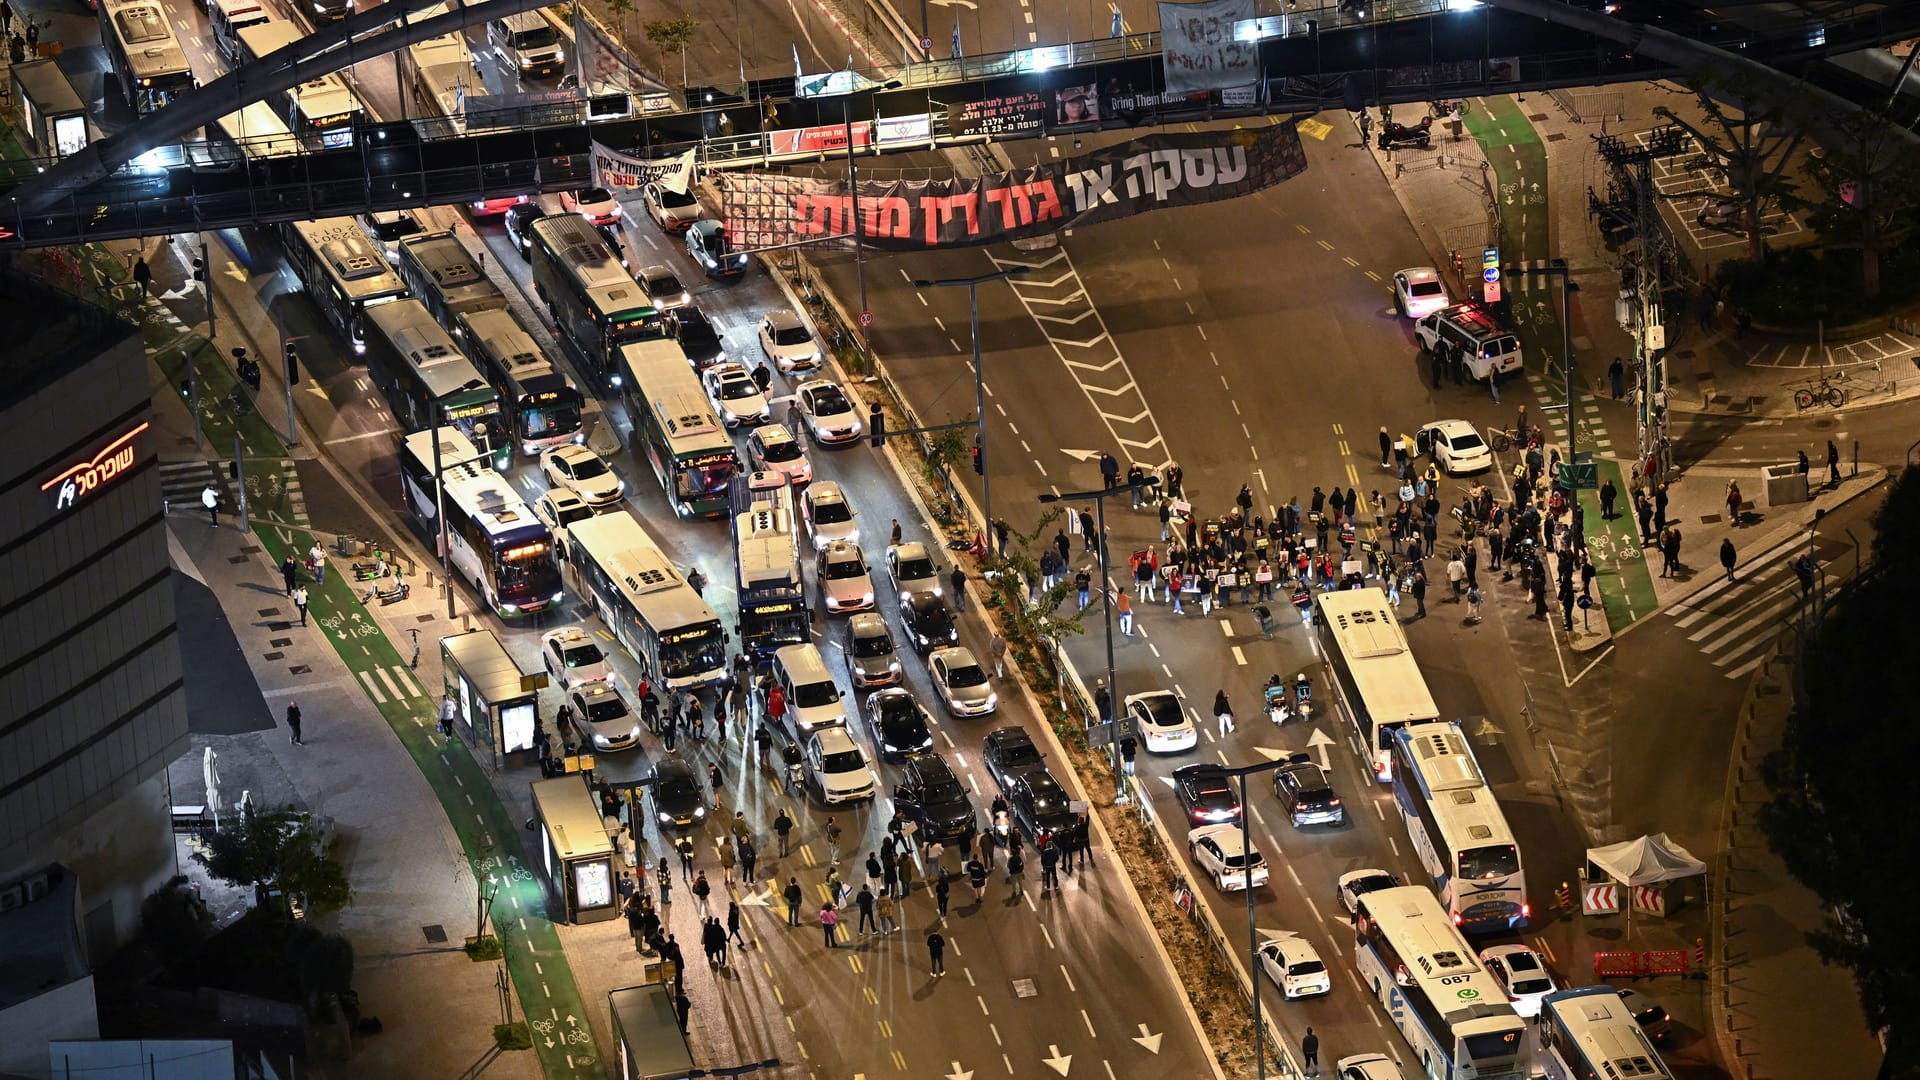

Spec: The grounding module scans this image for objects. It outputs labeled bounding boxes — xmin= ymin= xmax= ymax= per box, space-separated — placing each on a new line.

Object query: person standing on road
xmin=1379 ymin=426 xmax=1393 ymax=468
xmin=1115 ymin=588 xmax=1133 ymax=636
xmin=1599 ymin=479 xmax=1617 ymax=521
xmin=783 ymin=877 xmax=803 ymax=926
xmin=1301 ymin=1027 xmax=1320 ymax=1077
xmin=1213 ymin=690 xmax=1234 ymax=737
xmin=727 ymin=901 xmax=747 ymax=949
xmin=935 ymin=871 xmax=952 ymax=920
xmin=820 ymin=903 xmax=840 ymax=947
xmin=292 ymin=585 xmax=308 ymax=627
xmin=1445 ymin=553 xmax=1466 ymax=600
xmin=1720 ymin=538 xmax=1737 ymax=582
xmin=989 ymin=631 xmax=1007 ymax=678
xmin=1608 ymin=356 xmax=1627 ymax=399
xmin=950 ymin=566 xmax=966 ymax=610
xmin=774 ymin=808 xmax=794 ymax=856
xmin=967 ymin=857 xmax=988 ymax=903
xmin=1411 ymin=568 xmax=1428 ymax=619
xmin=927 ymin=929 xmax=946 ymax=975
xmin=1099 ymin=452 xmax=1119 ymax=489
xmin=1040 ymin=842 xmax=1060 ymax=895
xmin=876 ymin=891 xmax=898 ymax=934
xmin=1079 ymin=509 xmax=1097 ymax=551
xmin=1006 ymin=850 xmax=1026 ymax=897
xmin=285 ymin=701 xmax=303 ymax=745
xmin=132 ymin=255 xmax=152 ymax=300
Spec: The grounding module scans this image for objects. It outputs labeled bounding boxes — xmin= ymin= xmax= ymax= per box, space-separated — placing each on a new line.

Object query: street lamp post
xmin=1040 ymin=475 xmax=1157 ymax=781
xmin=914 ymin=267 xmax=1030 ymax=555
xmin=1199 ymin=758 xmax=1291 ymax=1079
xmin=834 ymin=80 xmax=902 ymax=332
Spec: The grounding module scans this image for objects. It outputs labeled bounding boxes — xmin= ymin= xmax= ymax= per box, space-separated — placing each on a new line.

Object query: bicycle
xmin=1794 ymin=371 xmax=1848 ymax=410
xmin=1487 ymin=424 xmax=1540 ymax=453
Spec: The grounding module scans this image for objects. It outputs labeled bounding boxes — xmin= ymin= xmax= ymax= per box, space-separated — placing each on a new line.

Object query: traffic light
xmin=868 ymin=403 xmax=885 ymax=448
xmin=971 ymin=440 xmax=984 ymax=475
xmin=191 ymin=257 xmax=206 ymax=283
xmin=284 ymin=340 xmax=299 ymax=384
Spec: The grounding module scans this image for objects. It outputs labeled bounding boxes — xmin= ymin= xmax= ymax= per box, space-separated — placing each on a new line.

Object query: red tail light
xmin=1521 ymin=902 xmax=1532 ymax=919
xmin=1452 ymin=911 xmax=1464 ymax=926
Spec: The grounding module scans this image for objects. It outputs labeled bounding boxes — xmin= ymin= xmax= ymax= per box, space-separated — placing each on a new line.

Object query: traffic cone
xmin=1556 ymin=880 xmax=1573 ymax=912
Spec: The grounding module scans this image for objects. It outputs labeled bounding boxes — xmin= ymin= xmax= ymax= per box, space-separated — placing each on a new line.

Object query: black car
xmin=892 ymin=753 xmax=976 ymax=842
xmin=1008 ymin=770 xmax=1077 ymax=843
xmin=669 ymin=306 xmax=724 ymax=364
xmin=1172 ymin=764 xmax=1241 ymax=827
xmin=1273 ymin=752 xmax=1344 ymax=826
xmin=863 ymin=687 xmax=936 ymax=762
xmin=651 ymin=759 xmax=707 ymax=829
xmin=900 ymin=592 xmax=958 ymax=654
xmin=982 ymin=727 xmax=1045 ymax=793
xmin=505 ymin=203 xmax=546 ymax=260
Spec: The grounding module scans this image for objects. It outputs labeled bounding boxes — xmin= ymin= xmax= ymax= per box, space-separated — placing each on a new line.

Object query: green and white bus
xmin=617 ymin=339 xmax=738 ymax=519
xmin=527 ymin=212 xmax=663 ymax=388
xmin=563 ymin=511 xmax=730 ymax=690
xmin=363 ymin=299 xmax=505 ymax=462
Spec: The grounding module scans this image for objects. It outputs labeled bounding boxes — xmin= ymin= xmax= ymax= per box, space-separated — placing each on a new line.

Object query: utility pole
xmin=1597 ymin=126 xmax=1684 ymax=485
xmin=914 ymin=267 xmax=1030 ymax=555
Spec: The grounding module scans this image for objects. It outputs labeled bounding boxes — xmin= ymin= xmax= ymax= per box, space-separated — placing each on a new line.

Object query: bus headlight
xmin=552 ymin=591 xmax=566 ymax=603
xmin=502 ymin=603 xmax=520 ymax=614
xmin=611 ymin=374 xmax=623 ymax=388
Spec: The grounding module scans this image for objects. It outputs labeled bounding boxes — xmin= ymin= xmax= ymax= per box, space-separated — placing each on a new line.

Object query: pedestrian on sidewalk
xmin=1726 ymin=480 xmax=1743 ymax=526
xmin=1720 ymin=538 xmax=1737 ymax=582
xmin=1358 ymin=110 xmax=1373 ymax=146
xmin=1301 ymin=1027 xmax=1320 ymax=1077
xmin=1608 ymin=356 xmax=1626 ymax=399
xmin=1 ymin=1 xmax=13 ymax=37
xmin=285 ymin=701 xmax=303 ymax=744
xmin=1635 ymin=491 xmax=1654 ymax=544
xmin=1213 ymin=689 xmax=1234 ymax=737
xmin=1580 ymin=553 xmax=1597 ymax=599
xmin=927 ymin=929 xmax=946 ymax=975
xmin=132 ymin=256 xmax=152 ymax=300
xmin=198 ymin=483 xmax=220 ymax=527
xmin=1654 ymin=483 xmax=1670 ymax=531
xmin=292 ymin=585 xmax=308 ymax=626
xmin=1827 ymin=439 xmax=1841 ymax=487
xmin=308 ymin=540 xmax=326 ymax=583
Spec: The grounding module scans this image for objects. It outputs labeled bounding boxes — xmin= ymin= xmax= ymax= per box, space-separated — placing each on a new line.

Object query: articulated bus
xmin=563 ymin=512 xmax=729 ymax=690
xmin=363 ymin=299 xmax=506 ymax=462
xmin=1316 ymin=587 xmax=1441 ymax=782
xmin=455 ymin=307 xmax=585 ymax=456
xmin=729 ymin=472 xmax=810 ymax=662
xmin=1539 ymin=986 xmax=1671 ymax=1080
xmin=395 ymin=231 xmax=507 ymax=334
xmin=1389 ymin=722 xmax=1529 ymax=932
xmin=234 ymin=19 xmax=368 ymax=147
xmin=617 ymin=339 xmax=738 ymax=518
xmin=527 ymin=213 xmax=664 ymax=387
xmin=100 ymin=0 xmax=196 ymax=114
xmin=278 ymin=218 xmax=408 ymax=354
xmin=1353 ymin=886 xmax=1528 ymax=1080
xmin=399 ymin=428 xmax=561 ymax=617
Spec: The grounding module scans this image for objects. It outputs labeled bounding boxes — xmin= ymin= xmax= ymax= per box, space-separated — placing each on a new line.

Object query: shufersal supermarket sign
xmin=42 ymin=421 xmax=149 ymax=514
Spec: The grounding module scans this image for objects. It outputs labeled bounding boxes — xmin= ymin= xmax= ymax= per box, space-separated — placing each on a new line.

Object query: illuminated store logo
xmin=42 ymin=421 xmax=150 ymax=513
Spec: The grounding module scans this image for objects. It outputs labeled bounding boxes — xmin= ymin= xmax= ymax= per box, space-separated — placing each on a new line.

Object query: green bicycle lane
xmin=1463 ymin=96 xmax=1659 ymax=630
xmin=136 ymin=275 xmax=601 ymax=1077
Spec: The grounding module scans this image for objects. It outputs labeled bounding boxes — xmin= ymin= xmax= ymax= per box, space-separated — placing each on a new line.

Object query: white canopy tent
xmin=1586 ymin=833 xmax=1708 ymax=887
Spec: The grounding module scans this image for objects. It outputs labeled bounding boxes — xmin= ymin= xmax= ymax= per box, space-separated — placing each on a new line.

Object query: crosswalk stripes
xmin=158 ymin=460 xmax=221 ymax=516
xmin=1663 ymin=534 xmax=1842 ymax=680
xmin=357 ymin=666 xmax=424 ymax=705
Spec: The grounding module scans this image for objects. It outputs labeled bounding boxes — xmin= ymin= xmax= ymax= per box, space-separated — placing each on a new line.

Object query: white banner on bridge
xmin=1158 ymin=0 xmax=1259 ymax=96
xmin=591 ymin=146 xmax=697 ymax=194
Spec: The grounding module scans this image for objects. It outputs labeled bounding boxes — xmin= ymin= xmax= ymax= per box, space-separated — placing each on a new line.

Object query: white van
xmin=774 ymin=644 xmax=847 ymax=737
xmin=1414 ymin=302 xmax=1522 ymax=380
xmin=489 ymin=12 xmax=565 ymax=81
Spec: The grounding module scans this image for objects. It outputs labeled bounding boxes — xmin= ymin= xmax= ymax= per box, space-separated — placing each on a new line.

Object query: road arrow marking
xmin=158 ymin=285 xmax=194 ymax=300
xmin=1251 ymin=746 xmax=1289 ymax=762
xmin=221 ymin=263 xmax=248 ymax=283
xmin=1060 ymin=449 xmax=1101 ymax=462
xmin=1042 ymin=1046 xmax=1072 ymax=1075
xmin=945 ymin=1064 xmax=974 ymax=1080
xmin=1133 ymin=1025 xmax=1162 ymax=1054
xmin=1308 ymin=728 xmax=1336 ymax=771
xmin=739 ymin=884 xmax=772 ymax=906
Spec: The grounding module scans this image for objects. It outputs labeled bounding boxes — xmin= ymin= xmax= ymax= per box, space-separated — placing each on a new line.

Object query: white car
xmin=795 ymin=380 xmax=864 ymax=446
xmin=643 ymin=182 xmax=703 ymax=231
xmin=1334 ymin=1054 xmax=1408 ymax=1080
xmin=541 ymin=627 xmax=612 ymax=691
xmin=541 ymin=445 xmax=625 ymax=509
xmin=1337 ymin=868 xmax=1402 ymax=915
xmin=567 ymin=683 xmax=640 ymax=752
xmin=886 ymin=541 xmax=941 ymax=599
xmin=758 ymin=311 xmax=821 ymax=373
xmin=1257 ymin=937 xmax=1331 ymax=999
xmin=562 ymin=186 xmax=621 ymax=226
xmin=1479 ymin=945 xmax=1557 ymax=1018
xmin=533 ymin=489 xmax=594 ymax=557
xmin=747 ymin=424 xmax=813 ymax=485
xmin=702 ymin=362 xmax=770 ymax=428
xmin=800 ymin=480 xmax=859 ymax=549
xmin=1393 ymin=266 xmax=1450 ymax=319
xmin=817 ymin=541 xmax=875 ymax=614
xmin=1419 ymin=419 xmax=1494 ymax=475
xmin=929 ymin=647 xmax=997 ymax=717
xmin=638 ymin=264 xmax=691 ymax=311
xmin=806 ymin=727 xmax=877 ymax=804
xmin=1188 ymin=823 xmax=1269 ymax=892
xmin=1126 ymin=690 xmax=1196 ymax=754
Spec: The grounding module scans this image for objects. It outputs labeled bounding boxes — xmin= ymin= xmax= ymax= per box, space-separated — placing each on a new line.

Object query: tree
xmin=642 ymin=16 xmax=699 ymax=89
xmin=1786 ymin=105 xmax=1920 ymax=301
xmin=1760 ymin=469 xmax=1920 ymax=1071
xmin=980 ymin=508 xmax=1085 ymax=667
xmin=604 ymin=0 xmax=635 ymax=55
xmin=1654 ymin=77 xmax=1806 ymax=263
xmin=193 ymin=804 xmax=352 ymax=919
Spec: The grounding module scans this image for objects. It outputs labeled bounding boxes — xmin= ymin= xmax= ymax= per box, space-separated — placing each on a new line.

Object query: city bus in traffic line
xmin=395 ymin=230 xmax=507 ymax=334
xmin=1538 ymin=986 xmax=1671 ymax=1080
xmin=233 ymin=18 xmax=368 ymax=147
xmin=1316 ymin=587 xmax=1441 ymax=782
xmin=206 ymin=100 xmax=304 ymax=165
xmin=456 ymin=308 xmax=585 ymax=456
xmin=362 ymin=299 xmax=506 ymax=463
xmin=527 ymin=212 xmax=664 ymax=387
xmin=1389 ymin=722 xmax=1529 ymax=932
xmin=561 ymin=512 xmax=729 ymax=690
xmin=1353 ymin=886 xmax=1528 ymax=1080
xmin=278 ymin=217 xmax=409 ymax=354
xmin=617 ymin=339 xmax=738 ymax=518
xmin=99 ymin=0 xmax=196 ymax=115
xmin=399 ymin=14 xmax=486 ymax=135
xmin=399 ymin=428 xmax=562 ymax=617
xmin=729 ymin=472 xmax=810 ymax=662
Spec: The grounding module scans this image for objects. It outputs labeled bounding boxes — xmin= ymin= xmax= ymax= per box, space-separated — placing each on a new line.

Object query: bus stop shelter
xmin=10 ymin=60 xmax=90 ymax=159
xmin=608 ymin=984 xmax=694 ymax=1079
xmin=441 ymin=629 xmax=543 ymax=768
xmin=530 ymin=776 xmax=618 ymax=924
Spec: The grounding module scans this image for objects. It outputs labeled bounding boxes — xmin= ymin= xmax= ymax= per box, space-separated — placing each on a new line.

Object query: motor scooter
xmin=1377 ymin=116 xmax=1433 ymax=151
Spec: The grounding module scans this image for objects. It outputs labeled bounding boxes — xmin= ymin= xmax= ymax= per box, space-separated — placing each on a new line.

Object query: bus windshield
xmin=523 ymin=401 xmax=582 ymax=441
xmin=660 ymin=626 xmax=725 ymax=680
xmin=1459 ymin=843 xmax=1520 ymax=880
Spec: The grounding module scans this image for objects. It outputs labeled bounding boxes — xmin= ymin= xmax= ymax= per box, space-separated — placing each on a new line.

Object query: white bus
xmin=455 ymin=308 xmax=585 ymax=457
xmin=1353 ymin=886 xmax=1528 ymax=1080
xmin=400 ymin=428 xmax=563 ymax=618
xmin=1389 ymin=722 xmax=1529 ymax=932
xmin=99 ymin=0 xmax=196 ymax=114
xmin=729 ymin=472 xmax=809 ymax=663
xmin=1539 ymin=987 xmax=1671 ymax=1080
xmin=207 ymin=100 xmax=303 ymax=163
xmin=617 ymin=339 xmax=738 ymax=518
xmin=395 ymin=230 xmax=507 ymax=333
xmin=1317 ymin=587 xmax=1441 ymax=782
xmin=400 ymin=17 xmax=486 ymax=133
xmin=563 ymin=512 xmax=729 ymax=690
xmin=208 ymin=0 xmax=272 ymax=67
xmin=278 ymin=217 xmax=408 ymax=354
xmin=234 ymin=19 xmax=368 ymax=147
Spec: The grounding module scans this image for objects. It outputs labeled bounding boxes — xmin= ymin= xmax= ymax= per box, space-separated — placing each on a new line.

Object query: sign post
xmin=1482 ymin=246 xmax=1502 ymax=303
